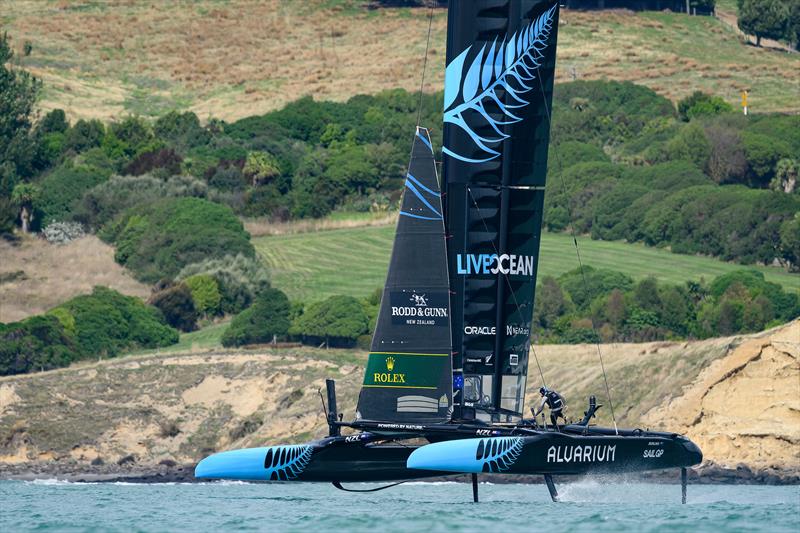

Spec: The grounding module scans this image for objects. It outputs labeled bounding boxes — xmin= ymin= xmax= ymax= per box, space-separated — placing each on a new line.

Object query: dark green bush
xmin=221 ymin=288 xmax=291 ymax=347
xmin=64 ymin=119 xmax=105 ymax=153
xmin=0 ymin=315 xmax=78 ymax=376
xmin=290 ymin=295 xmax=369 ymax=347
xmin=37 ymin=162 xmax=112 ymax=225
xmin=741 ymin=131 xmax=792 ymax=187
xmin=76 ymin=174 xmax=207 ymax=230
xmin=677 ymin=91 xmax=733 ymax=121
xmin=102 ymin=197 xmax=254 ymax=283
xmin=56 ymin=286 xmax=178 ymax=356
xmin=148 ymin=283 xmax=198 ymax=332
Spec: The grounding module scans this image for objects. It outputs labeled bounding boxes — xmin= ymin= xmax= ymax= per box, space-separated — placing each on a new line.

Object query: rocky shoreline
xmin=1 ymin=461 xmax=797 ymax=485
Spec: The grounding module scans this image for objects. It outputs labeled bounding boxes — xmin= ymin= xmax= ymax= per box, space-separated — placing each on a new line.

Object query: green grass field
xmin=131 ymin=321 xmax=229 ymax=356
xmin=255 ymin=225 xmax=799 ymax=303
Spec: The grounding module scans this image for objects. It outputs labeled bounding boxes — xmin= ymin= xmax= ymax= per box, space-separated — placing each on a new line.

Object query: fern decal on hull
xmin=194 ymin=445 xmax=314 ymax=481
xmin=263 ymin=445 xmax=314 ymax=481
xmin=476 ymin=437 xmax=524 ymax=473
xmin=442 ymin=4 xmax=557 ymax=163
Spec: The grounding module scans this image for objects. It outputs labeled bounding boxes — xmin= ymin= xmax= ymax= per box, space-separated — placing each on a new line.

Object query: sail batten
xmin=356 ymin=127 xmax=453 ymax=424
xmin=443 ymin=0 xmax=560 ymax=423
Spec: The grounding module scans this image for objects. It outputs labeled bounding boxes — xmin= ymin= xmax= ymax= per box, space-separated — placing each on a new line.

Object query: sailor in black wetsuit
xmin=532 ymin=387 xmax=565 ymax=429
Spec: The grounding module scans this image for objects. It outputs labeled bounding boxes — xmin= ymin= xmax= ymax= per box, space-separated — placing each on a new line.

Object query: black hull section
xmin=407 ymin=431 xmax=703 ymax=476
xmin=195 ymin=427 xmax=702 ymax=483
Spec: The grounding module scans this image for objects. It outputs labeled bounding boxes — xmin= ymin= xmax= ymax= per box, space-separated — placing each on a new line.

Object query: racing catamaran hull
xmin=195 ymin=425 xmax=701 ymax=482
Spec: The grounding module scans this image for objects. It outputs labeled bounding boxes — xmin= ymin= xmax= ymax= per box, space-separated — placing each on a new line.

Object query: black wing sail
xmin=443 ymin=1 xmax=560 ymax=422
xmin=356 ymin=127 xmax=453 ymax=424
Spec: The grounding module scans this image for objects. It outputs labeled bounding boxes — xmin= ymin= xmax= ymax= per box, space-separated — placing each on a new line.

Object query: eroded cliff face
xmin=642 ymin=321 xmax=799 ymax=474
xmin=0 ymin=323 xmax=797 ymax=479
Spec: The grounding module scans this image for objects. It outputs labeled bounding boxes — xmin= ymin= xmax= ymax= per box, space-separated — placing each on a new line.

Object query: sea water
xmin=1 ymin=479 xmax=798 ymax=532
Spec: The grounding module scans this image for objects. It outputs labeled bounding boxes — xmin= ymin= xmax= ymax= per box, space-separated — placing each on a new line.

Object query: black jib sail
xmin=442 ymin=0 xmax=561 ymax=422
xmin=355 ymin=127 xmax=453 ymax=424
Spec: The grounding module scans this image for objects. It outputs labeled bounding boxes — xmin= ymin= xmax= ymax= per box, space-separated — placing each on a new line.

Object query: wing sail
xmin=443 ymin=0 xmax=561 ymax=423
xmin=355 ymin=127 xmax=453 ymax=424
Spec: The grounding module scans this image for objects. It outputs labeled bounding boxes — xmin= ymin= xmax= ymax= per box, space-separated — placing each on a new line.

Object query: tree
xmin=738 ymin=0 xmax=790 ymax=47
xmin=290 ymin=295 xmax=369 ymax=347
xmin=770 ymin=159 xmax=798 ymax=194
xmin=677 ymin=91 xmax=733 ymax=122
xmin=788 ymin=0 xmax=800 ymax=51
xmin=11 ymin=182 xmax=39 ymax=233
xmin=64 ymin=119 xmax=105 ymax=153
xmin=742 ymin=132 xmax=791 ymax=187
xmin=37 ymin=109 xmax=68 ymax=135
xmin=664 ymin=123 xmax=711 ymax=171
xmin=0 ymin=31 xmax=41 ymax=187
xmin=221 ymin=288 xmax=291 ymax=347
xmin=779 ymin=214 xmax=800 ymax=271
xmin=148 ymin=283 xmax=198 ymax=332
xmin=534 ymin=276 xmax=569 ymax=330
xmin=705 ymin=125 xmax=748 ymax=184
xmin=243 ymin=151 xmax=281 ymax=187
xmin=184 ymin=274 xmax=222 ymax=317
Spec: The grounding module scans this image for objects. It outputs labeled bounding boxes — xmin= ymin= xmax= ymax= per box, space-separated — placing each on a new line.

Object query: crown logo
xmin=386 ymin=356 xmax=395 ymax=371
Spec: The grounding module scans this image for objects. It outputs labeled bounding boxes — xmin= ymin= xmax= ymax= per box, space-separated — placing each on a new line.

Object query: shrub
xmin=37 ymin=109 xmax=69 ymax=135
xmin=64 ymin=119 xmax=105 ymax=153
xmin=558 ymin=266 xmax=634 ymax=309
xmin=742 ymin=132 xmax=792 ymax=187
xmin=663 ymin=123 xmax=711 ymax=171
xmin=0 ymin=315 xmax=78 ymax=376
xmin=184 ymin=274 xmax=222 ymax=316
xmin=76 ymin=174 xmax=207 ymax=229
xmin=42 ymin=221 xmax=85 ymax=244
xmin=55 ymin=286 xmax=177 ymax=356
xmin=177 ymin=254 xmax=270 ymax=314
xmin=290 ymin=295 xmax=369 ymax=347
xmin=154 ymin=111 xmax=210 ymax=149
xmin=37 ymin=162 xmax=111 ymax=226
xmin=677 ymin=91 xmax=733 ymax=121
xmin=124 ymin=147 xmax=183 ymax=177
xmin=148 ymin=283 xmax=198 ymax=332
xmin=221 ymin=288 xmax=291 ymax=347
xmin=102 ymin=116 xmax=155 ymax=163
xmin=101 ymin=197 xmax=254 ymax=283
xmin=551 ymin=141 xmax=609 ymax=168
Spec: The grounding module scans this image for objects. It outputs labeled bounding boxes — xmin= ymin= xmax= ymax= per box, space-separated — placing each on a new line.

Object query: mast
xmin=355 ymin=127 xmax=453 ymax=424
xmin=442 ymin=0 xmax=561 ymax=423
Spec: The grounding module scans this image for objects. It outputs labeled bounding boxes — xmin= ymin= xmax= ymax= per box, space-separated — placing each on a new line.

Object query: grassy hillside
xmin=0 ymin=235 xmax=149 ymax=323
xmin=255 ymin=224 xmax=799 ymax=303
xmin=3 ymin=0 xmax=797 ymax=120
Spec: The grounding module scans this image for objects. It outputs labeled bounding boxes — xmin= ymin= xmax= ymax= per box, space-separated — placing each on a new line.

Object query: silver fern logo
xmin=263 ymin=444 xmax=313 ymax=481
xmin=475 ymin=437 xmax=524 ymax=473
xmin=443 ymin=4 xmax=557 ymax=163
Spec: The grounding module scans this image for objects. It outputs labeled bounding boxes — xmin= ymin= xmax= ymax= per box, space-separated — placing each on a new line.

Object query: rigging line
xmin=465 ymin=187 xmax=547 ymax=391
xmin=535 ymin=75 xmax=618 ymax=434
xmin=415 ymin=6 xmax=435 ymax=128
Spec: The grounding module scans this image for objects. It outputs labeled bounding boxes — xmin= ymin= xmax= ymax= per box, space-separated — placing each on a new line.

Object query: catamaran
xmin=195 ymin=0 xmax=702 ymax=502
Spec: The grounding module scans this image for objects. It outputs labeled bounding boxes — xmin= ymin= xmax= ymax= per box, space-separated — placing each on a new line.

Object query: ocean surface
xmin=1 ymin=479 xmax=798 ymax=532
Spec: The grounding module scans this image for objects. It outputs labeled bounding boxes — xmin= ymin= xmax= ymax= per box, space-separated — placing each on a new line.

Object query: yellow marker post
xmin=741 ymin=90 xmax=748 ymax=116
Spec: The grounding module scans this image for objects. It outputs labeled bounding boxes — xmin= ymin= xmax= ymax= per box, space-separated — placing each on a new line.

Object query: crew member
xmin=533 ymin=387 xmax=565 ymax=429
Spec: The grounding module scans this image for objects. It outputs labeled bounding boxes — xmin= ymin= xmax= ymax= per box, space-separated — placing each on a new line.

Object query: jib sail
xmin=356 ymin=127 xmax=453 ymax=424
xmin=442 ymin=0 xmax=561 ymax=422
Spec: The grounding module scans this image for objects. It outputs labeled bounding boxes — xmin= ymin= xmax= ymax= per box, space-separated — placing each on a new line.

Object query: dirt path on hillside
xmin=715 ymin=9 xmax=796 ymax=53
